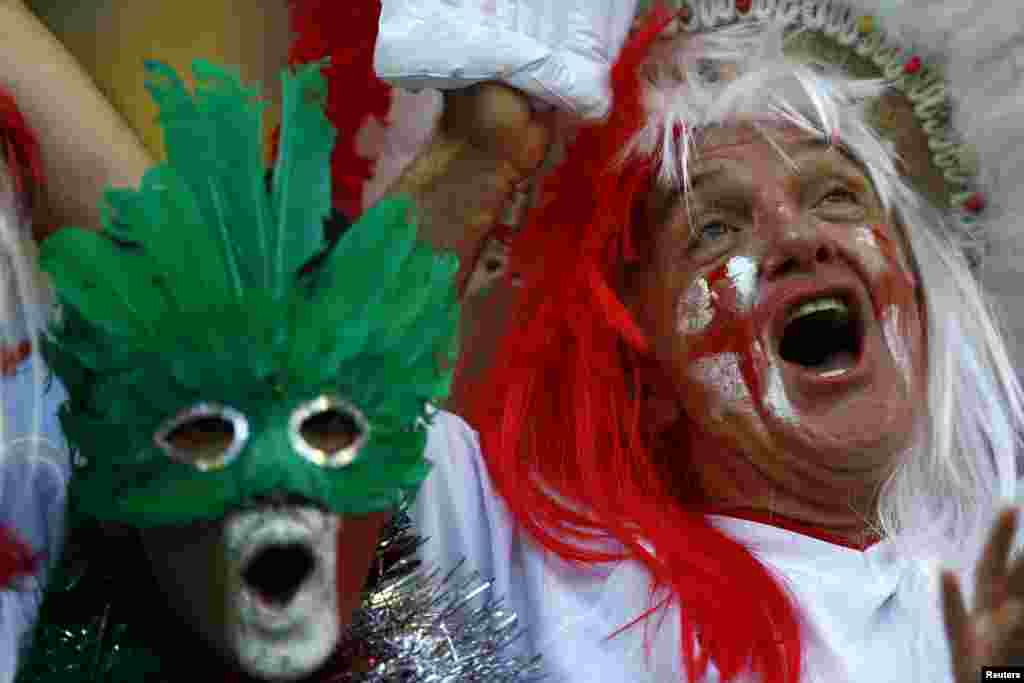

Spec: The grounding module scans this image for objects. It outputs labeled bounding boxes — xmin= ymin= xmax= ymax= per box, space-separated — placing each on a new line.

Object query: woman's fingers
xmin=976 ymin=508 xmax=1018 ymax=613
xmin=442 ymin=83 xmax=555 ymax=178
xmin=1007 ymin=540 xmax=1024 ymax=600
xmin=942 ymin=571 xmax=975 ymax=683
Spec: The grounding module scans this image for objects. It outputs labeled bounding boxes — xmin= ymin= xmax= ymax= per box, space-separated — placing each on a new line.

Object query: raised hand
xmin=942 ymin=507 xmax=1024 ymax=682
xmin=440 ymin=82 xmax=553 ymax=190
xmin=390 ymin=82 xmax=555 ymax=292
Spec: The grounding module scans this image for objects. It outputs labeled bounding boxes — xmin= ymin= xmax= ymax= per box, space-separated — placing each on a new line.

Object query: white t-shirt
xmin=413 ymin=410 xmax=958 ymax=682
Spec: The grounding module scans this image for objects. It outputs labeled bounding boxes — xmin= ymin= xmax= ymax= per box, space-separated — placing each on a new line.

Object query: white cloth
xmin=413 ymin=410 xmax=958 ymax=682
xmin=0 ymin=310 xmax=70 ymax=683
xmin=375 ymin=0 xmax=639 ymax=118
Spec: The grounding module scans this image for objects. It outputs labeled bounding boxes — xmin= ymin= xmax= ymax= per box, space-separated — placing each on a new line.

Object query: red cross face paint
xmin=634 ymin=126 xmax=927 ymax=525
xmin=675 ymin=256 xmax=766 ymax=427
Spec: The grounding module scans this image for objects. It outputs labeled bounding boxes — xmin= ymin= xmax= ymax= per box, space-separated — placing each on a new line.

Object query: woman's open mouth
xmin=774 ymin=290 xmax=868 ymax=383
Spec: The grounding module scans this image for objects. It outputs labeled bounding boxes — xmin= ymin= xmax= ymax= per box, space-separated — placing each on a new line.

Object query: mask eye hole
xmin=155 ymin=404 xmax=249 ymax=471
xmin=290 ymin=396 xmax=369 ymax=468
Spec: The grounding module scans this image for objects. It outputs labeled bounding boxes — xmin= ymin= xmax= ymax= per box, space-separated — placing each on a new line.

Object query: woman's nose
xmin=758 ymin=200 xmax=836 ymax=279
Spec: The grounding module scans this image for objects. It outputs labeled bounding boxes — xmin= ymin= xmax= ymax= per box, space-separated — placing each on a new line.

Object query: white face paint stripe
xmin=880 ymin=304 xmax=911 ymax=388
xmin=726 ymin=255 xmax=759 ymax=312
xmin=689 ymin=353 xmax=756 ymax=421
xmin=763 ymin=362 xmax=797 ymax=424
xmin=851 ymin=225 xmax=887 ymax=278
xmin=677 ymin=277 xmax=714 ymax=334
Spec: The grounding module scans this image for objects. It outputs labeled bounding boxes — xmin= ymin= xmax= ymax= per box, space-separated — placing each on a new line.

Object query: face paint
xmin=763 ymin=361 xmax=797 ymax=425
xmin=681 ymin=256 xmax=771 ymax=424
xmin=851 ymin=225 xmax=888 ymax=278
xmin=688 ymin=352 xmax=756 ymax=421
xmin=727 ymin=255 xmax=758 ymax=312
xmin=880 ymin=304 xmax=912 ymax=386
xmin=867 ymin=223 xmax=921 ymax=388
xmin=677 ymin=278 xmax=714 ymax=334
xmin=676 ymin=255 xmax=760 ymax=336
xmin=650 ymin=130 xmax=929 ymax=529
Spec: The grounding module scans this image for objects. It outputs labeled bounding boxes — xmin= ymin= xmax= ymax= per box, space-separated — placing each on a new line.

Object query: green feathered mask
xmin=39 ymin=59 xmax=459 ymax=527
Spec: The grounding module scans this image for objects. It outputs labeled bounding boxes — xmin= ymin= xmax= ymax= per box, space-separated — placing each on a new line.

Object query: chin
xmin=231 ymin=613 xmax=340 ymax=682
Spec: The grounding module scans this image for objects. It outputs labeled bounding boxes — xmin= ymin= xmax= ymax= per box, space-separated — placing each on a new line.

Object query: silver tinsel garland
xmin=16 ymin=511 xmax=545 ymax=682
xmin=329 ymin=514 xmax=545 ymax=682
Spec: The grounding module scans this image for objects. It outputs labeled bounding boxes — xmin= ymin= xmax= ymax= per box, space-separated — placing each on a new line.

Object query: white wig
xmin=627 ymin=18 xmax=1024 ymax=574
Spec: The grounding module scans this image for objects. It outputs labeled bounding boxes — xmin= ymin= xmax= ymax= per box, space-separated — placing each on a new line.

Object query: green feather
xmin=311 ymin=197 xmax=419 ymax=317
xmin=289 ymin=197 xmax=420 ymax=373
xmin=103 ymin=165 xmax=234 ymax=313
xmin=40 ymin=229 xmax=167 ymax=340
xmin=270 ymin=61 xmax=336 ymax=293
xmin=373 ymin=245 xmax=459 ymax=353
xmin=144 ymin=59 xmax=273 ymax=293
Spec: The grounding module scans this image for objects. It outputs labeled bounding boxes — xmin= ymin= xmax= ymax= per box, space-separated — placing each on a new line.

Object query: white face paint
xmin=725 ymin=255 xmax=758 ymax=312
xmin=677 ymin=277 xmax=714 ymax=334
xmin=225 ymin=507 xmax=341 ymax=682
xmin=688 ymin=352 xmax=756 ymax=421
xmin=880 ymin=303 xmax=911 ymax=388
xmin=762 ymin=360 xmax=797 ymax=425
xmin=675 ymin=255 xmax=759 ymax=336
xmin=851 ymin=225 xmax=887 ymax=277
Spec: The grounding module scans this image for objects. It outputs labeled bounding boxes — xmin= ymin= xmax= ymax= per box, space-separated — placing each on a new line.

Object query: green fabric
xmin=39 ymin=60 xmax=459 ymax=527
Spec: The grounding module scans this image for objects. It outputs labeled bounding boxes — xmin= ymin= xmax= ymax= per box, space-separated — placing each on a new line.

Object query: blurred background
xmin=28 ymin=0 xmax=291 ymax=161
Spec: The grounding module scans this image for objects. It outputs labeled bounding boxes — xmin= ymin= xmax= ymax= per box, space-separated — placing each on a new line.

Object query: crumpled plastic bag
xmin=374 ymin=0 xmax=640 ymax=119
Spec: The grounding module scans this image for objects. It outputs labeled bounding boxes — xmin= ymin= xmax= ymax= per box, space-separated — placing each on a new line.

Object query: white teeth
xmin=785 ymin=296 xmax=849 ymax=325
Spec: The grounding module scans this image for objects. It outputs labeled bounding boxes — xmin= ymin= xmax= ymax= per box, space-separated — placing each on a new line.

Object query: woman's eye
xmin=819 ymin=187 xmax=859 ymax=205
xmin=693 ymin=221 xmax=732 ymax=244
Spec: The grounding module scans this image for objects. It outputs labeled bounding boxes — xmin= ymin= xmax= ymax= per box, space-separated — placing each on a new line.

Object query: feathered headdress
xmin=39 ymin=59 xmax=460 ymax=526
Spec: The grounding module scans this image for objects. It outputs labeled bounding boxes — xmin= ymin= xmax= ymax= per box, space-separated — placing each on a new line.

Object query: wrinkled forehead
xmin=695 ymin=120 xmax=803 ymax=150
xmin=693 ymin=121 xmax=855 ymax=168
xmin=649 ymin=123 xmax=876 ymax=214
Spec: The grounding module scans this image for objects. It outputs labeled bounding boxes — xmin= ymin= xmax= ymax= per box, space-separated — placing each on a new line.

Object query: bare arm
xmin=389 ymin=83 xmax=551 ymax=292
xmin=387 ymin=83 xmax=553 ymax=418
xmin=0 ymin=0 xmax=152 ymax=234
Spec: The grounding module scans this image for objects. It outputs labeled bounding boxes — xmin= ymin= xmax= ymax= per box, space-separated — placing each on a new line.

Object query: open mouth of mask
xmin=225 ymin=506 xmax=341 ymax=682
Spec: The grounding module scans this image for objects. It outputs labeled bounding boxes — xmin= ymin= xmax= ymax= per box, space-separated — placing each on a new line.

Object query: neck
xmin=677 ymin=428 xmax=884 ymax=550
xmin=702 ymin=503 xmax=881 ymax=550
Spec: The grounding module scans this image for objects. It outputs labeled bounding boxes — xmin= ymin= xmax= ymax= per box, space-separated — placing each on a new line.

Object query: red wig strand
xmin=472 ymin=8 xmax=804 ymax=683
xmin=285 ymin=0 xmax=393 ymax=220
